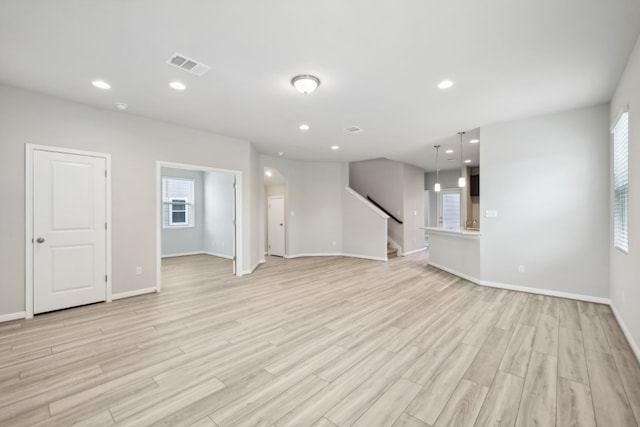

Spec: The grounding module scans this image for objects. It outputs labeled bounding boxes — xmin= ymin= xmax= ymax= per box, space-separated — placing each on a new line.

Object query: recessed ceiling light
xmin=464 ymin=159 xmax=472 ymax=164
xmin=114 ymin=102 xmax=128 ymax=111
xmin=169 ymin=81 xmax=186 ymax=90
xmin=469 ymin=138 xmax=479 ymax=144
xmin=299 ymin=124 xmax=310 ymax=131
xmin=437 ymin=80 xmax=454 ymax=89
xmin=445 ymin=149 xmax=454 ymax=154
xmin=291 ymin=75 xmax=320 ymax=94
xmin=265 ymin=170 xmax=273 ymax=177
xmin=92 ymin=80 xmax=111 ymax=90
xmin=278 ymin=151 xmax=284 ymax=157
xmin=331 ymin=145 xmax=340 ymax=151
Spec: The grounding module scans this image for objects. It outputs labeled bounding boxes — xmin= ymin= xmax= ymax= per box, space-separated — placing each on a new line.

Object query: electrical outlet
xmin=136 ymin=266 xmax=142 ymax=275
xmin=518 ymin=265 xmax=525 ymax=273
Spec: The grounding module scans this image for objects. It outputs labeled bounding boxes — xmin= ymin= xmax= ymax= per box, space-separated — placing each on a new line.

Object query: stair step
xmin=387 ymin=247 xmax=398 ymax=259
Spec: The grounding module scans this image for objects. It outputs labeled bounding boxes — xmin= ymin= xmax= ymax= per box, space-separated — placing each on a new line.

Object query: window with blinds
xmin=613 ymin=112 xmax=629 ymax=253
xmin=162 ymin=177 xmax=195 ymax=228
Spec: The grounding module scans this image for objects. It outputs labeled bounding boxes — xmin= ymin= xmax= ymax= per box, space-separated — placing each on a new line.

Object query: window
xmin=613 ymin=111 xmax=629 ymax=252
xmin=162 ymin=177 xmax=194 ymax=228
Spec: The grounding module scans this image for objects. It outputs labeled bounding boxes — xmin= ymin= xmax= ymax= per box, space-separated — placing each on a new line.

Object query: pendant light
xmin=434 ymin=145 xmax=441 ymax=192
xmin=458 ymin=132 xmax=466 ymax=188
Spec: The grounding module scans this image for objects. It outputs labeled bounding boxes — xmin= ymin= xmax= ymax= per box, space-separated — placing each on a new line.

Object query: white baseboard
xmin=427 ymin=262 xmax=483 ymax=285
xmin=242 ymin=259 xmax=265 ymax=275
xmin=203 ymin=251 xmax=234 ymax=260
xmin=112 ymin=287 xmax=157 ymax=300
xmin=402 ymin=247 xmax=427 ymax=257
xmin=428 ymin=262 xmax=610 ymax=304
xmin=285 ymin=253 xmax=345 ymax=259
xmin=610 ymin=303 xmax=640 ymax=364
xmin=161 ymin=251 xmax=205 ymax=259
xmin=480 ymin=279 xmax=610 ymax=304
xmin=0 ymin=311 xmax=26 ymax=323
xmin=342 ymin=253 xmax=388 ymax=262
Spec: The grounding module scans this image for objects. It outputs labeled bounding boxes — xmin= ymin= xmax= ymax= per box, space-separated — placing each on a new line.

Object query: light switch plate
xmin=485 ymin=210 xmax=498 ymax=218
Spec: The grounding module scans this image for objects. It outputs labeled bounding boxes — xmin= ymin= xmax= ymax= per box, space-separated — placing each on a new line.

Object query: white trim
xmin=25 ymin=144 xmax=112 ymax=318
xmin=479 ymin=279 xmax=610 ymax=304
xmin=427 ymin=262 xmax=483 ymax=285
xmin=610 ymin=303 xmax=640 ymax=364
xmin=428 ymin=262 xmax=611 ymax=304
xmin=204 ymin=252 xmax=234 ymax=260
xmin=401 ymin=247 xmax=427 ymax=256
xmin=0 ymin=312 xmax=26 ymax=323
xmin=344 ymin=187 xmax=390 ymax=219
xmin=611 ymin=104 xmax=630 ymax=132
xmin=157 ymin=161 xmax=243 ymax=290
xmin=161 ymin=251 xmax=207 ymax=259
xmin=112 ymin=287 xmax=157 ymax=300
xmin=242 ymin=259 xmax=265 ymax=275
xmin=285 ymin=253 xmax=387 ymax=262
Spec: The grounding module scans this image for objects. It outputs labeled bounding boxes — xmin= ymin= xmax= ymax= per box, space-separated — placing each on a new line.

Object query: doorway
xmin=156 ymin=161 xmax=242 ymax=292
xmin=438 ymin=188 xmax=462 ymax=230
xmin=267 ymin=196 xmax=285 ymax=256
xmin=25 ymin=145 xmax=112 ymax=317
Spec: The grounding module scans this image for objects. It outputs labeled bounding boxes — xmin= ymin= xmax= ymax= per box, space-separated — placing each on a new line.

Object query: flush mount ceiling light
xmin=291 ymin=75 xmax=320 ymax=94
xmin=92 ymin=80 xmax=111 ymax=90
xmin=114 ymin=102 xmax=128 ymax=111
xmin=445 ymin=149 xmax=454 ymax=154
xmin=331 ymin=145 xmax=340 ymax=150
xmin=299 ymin=124 xmax=310 ymax=131
xmin=469 ymin=138 xmax=479 ymax=144
xmin=434 ymin=145 xmax=441 ymax=192
xmin=437 ymin=80 xmax=454 ymax=89
xmin=265 ymin=170 xmax=273 ymax=177
xmin=458 ymin=132 xmax=466 ymax=188
xmin=278 ymin=151 xmax=284 ymax=156
xmin=169 ymin=81 xmax=186 ymax=90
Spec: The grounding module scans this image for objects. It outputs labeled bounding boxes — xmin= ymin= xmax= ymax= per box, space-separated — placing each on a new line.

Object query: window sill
xmin=614 ymin=245 xmax=628 ymax=255
xmin=163 ymin=225 xmax=195 ymax=229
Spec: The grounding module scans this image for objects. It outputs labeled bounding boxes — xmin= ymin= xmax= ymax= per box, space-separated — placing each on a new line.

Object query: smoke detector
xmin=166 ymin=53 xmax=211 ymax=76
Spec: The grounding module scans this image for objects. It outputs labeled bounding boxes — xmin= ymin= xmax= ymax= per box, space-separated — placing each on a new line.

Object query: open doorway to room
xmin=156 ymin=161 xmax=242 ymax=292
xmin=264 ymin=167 xmax=287 ymax=259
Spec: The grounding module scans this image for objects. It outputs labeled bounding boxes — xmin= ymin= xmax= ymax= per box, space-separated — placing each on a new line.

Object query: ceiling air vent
xmin=166 ymin=53 xmax=211 ymax=76
xmin=345 ymin=126 xmax=363 ymax=134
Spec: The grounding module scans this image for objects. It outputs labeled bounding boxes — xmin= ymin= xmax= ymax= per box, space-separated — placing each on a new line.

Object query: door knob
xmin=36 ymin=237 xmax=45 ymax=243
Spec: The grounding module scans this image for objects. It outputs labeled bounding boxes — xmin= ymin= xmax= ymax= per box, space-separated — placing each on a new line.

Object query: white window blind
xmin=613 ymin=112 xmax=629 ymax=252
xmin=162 ymin=177 xmax=195 ymax=228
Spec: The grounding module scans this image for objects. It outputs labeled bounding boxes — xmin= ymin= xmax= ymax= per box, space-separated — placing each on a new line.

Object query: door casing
xmin=25 ymin=144 xmax=112 ymax=319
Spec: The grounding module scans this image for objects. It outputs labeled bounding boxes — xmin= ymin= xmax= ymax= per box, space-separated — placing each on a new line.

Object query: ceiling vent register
xmin=166 ymin=53 xmax=211 ymax=76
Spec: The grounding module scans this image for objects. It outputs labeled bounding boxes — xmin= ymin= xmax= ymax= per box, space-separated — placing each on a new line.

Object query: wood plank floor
xmin=1 ymin=253 xmax=639 ymax=426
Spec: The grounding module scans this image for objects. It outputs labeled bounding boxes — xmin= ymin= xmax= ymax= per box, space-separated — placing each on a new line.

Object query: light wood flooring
xmin=1 ymin=253 xmax=639 ymax=426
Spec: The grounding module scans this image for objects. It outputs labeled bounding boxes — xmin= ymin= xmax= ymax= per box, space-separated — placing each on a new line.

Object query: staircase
xmin=387 ymin=242 xmax=398 ymax=259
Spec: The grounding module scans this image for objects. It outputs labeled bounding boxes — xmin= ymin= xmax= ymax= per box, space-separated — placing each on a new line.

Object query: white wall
xmin=480 ymin=104 xmax=610 ymax=299
xmin=161 ymin=168 xmax=205 ymax=257
xmin=403 ymin=164 xmax=426 ymax=254
xmin=204 ymin=171 xmax=235 ymax=259
xmin=342 ymin=188 xmax=388 ymax=260
xmin=610 ymin=35 xmax=640 ymax=354
xmin=258 ymin=155 xmax=344 ymax=258
xmin=350 ymin=158 xmax=404 ymax=247
xmin=0 ymin=84 xmax=258 ymax=317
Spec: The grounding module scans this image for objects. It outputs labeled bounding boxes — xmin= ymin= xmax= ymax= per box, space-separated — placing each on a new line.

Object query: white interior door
xmin=438 ymin=189 xmax=462 ymax=231
xmin=33 ymin=150 xmax=107 ymax=314
xmin=267 ymin=196 xmax=285 ymax=257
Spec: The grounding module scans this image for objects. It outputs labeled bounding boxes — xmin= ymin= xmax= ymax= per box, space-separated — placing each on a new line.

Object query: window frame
xmin=162 ymin=177 xmax=195 ymax=229
xmin=612 ymin=110 xmax=629 ymax=254
xmin=169 ymin=197 xmax=189 ymax=226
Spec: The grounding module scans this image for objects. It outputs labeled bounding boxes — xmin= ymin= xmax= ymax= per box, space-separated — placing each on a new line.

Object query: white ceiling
xmin=1 ymin=0 xmax=638 ymax=171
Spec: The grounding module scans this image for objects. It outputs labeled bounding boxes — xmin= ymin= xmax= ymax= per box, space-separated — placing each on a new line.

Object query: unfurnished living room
xmin=1 ymin=1 xmax=640 ymax=426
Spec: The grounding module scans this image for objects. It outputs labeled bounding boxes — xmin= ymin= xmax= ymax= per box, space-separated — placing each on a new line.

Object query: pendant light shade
xmin=458 ymin=132 xmax=466 ymax=188
xmin=434 ymin=145 xmax=441 ymax=192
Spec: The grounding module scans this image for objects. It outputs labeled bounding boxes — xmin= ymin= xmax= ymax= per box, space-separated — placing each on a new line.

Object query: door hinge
xmin=233 ymin=256 xmax=236 ymax=261
xmin=105 ymin=222 xmax=107 ymax=230
xmin=233 ymin=219 xmax=236 ymax=225
xmin=105 ymin=275 xmax=108 ymax=282
xmin=105 ymin=170 xmax=107 ymax=178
